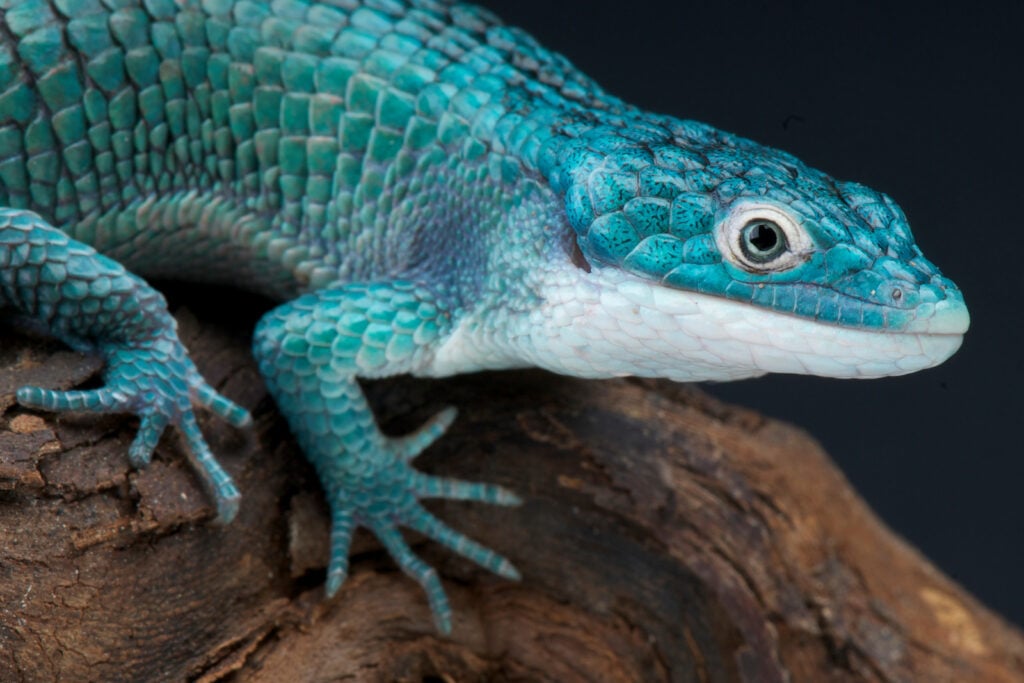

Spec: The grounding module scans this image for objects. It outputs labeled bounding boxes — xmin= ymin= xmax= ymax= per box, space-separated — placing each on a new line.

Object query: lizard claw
xmin=393 ymin=406 xmax=458 ymax=460
xmin=194 ymin=380 xmax=252 ymax=428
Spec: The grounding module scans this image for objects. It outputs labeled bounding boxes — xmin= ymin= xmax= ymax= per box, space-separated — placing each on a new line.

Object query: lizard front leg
xmin=252 ymin=281 xmax=520 ymax=633
xmin=0 ymin=209 xmax=251 ymax=521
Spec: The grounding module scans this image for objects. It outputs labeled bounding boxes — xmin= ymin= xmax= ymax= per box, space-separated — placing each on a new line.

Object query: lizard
xmin=0 ymin=0 xmax=968 ymax=634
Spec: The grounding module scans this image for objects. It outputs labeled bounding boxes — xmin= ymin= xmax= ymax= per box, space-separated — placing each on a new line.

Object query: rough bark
xmin=0 ymin=306 xmax=1021 ymax=683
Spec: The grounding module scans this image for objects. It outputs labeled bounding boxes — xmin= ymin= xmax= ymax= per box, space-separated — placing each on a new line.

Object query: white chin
xmin=521 ymin=269 xmax=967 ymax=382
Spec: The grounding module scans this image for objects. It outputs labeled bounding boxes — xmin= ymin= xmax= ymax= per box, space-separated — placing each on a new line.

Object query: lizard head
xmin=540 ymin=120 xmax=968 ymax=381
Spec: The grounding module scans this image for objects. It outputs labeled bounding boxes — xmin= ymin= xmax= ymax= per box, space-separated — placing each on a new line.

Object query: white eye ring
xmin=716 ymin=201 xmax=812 ymax=272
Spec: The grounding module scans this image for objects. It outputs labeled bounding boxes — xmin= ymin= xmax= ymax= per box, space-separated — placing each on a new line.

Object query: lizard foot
xmin=17 ymin=337 xmax=251 ymax=522
xmin=321 ymin=407 xmax=521 ymax=634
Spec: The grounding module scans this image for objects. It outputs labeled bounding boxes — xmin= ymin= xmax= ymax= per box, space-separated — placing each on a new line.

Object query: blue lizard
xmin=0 ymin=0 xmax=968 ymax=633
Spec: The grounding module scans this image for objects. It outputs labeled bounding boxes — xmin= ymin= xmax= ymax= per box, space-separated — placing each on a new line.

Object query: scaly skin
xmin=0 ymin=0 xmax=968 ymax=632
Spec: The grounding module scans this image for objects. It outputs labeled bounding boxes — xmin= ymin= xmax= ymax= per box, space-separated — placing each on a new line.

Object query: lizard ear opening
xmin=569 ymin=237 xmax=592 ymax=273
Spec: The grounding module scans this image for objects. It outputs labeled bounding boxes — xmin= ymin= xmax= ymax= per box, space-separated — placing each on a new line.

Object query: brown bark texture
xmin=0 ymin=306 xmax=1021 ymax=683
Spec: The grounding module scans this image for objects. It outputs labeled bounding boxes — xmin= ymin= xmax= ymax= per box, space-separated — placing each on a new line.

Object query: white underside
xmin=426 ymin=267 xmax=967 ymax=382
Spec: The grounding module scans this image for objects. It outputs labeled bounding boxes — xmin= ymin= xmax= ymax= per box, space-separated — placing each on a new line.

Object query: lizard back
xmin=0 ymin=0 xmax=599 ymax=298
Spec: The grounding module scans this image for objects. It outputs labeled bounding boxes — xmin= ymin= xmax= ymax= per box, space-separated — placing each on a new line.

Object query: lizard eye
xmin=718 ymin=201 xmax=811 ymax=272
xmin=740 ymin=220 xmax=787 ymax=263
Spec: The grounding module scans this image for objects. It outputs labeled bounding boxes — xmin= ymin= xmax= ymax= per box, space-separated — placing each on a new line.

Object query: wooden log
xmin=0 ymin=307 xmax=1021 ymax=682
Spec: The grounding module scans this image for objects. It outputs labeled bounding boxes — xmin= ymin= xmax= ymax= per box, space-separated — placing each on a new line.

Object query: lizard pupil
xmin=749 ymin=223 xmax=779 ymax=251
xmin=740 ymin=220 xmax=787 ymax=263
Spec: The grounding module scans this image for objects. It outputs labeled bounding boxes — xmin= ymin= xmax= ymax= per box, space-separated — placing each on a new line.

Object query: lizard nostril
xmin=892 ymin=288 xmax=903 ymax=302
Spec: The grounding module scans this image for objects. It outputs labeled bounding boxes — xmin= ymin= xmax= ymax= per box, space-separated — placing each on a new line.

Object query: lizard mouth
xmin=821 ymin=292 xmax=969 ymax=378
xmin=688 ymin=291 xmax=969 ymax=380
xmin=666 ymin=290 xmax=969 ymax=380
xmin=900 ymin=298 xmax=970 ymax=336
xmin=536 ymin=267 xmax=971 ymax=381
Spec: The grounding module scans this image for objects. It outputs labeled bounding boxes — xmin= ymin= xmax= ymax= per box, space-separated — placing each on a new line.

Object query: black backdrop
xmin=472 ymin=0 xmax=1024 ymax=627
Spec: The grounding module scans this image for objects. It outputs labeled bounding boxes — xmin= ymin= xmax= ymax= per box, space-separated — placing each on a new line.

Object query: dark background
xmin=475 ymin=0 xmax=1024 ymax=627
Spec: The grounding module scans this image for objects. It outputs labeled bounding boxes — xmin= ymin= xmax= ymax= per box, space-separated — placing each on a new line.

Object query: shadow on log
xmin=0 ymin=306 xmax=1021 ymax=682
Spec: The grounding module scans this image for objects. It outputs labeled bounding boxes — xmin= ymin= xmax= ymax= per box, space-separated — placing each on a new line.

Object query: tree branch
xmin=0 ymin=309 xmax=1020 ymax=682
